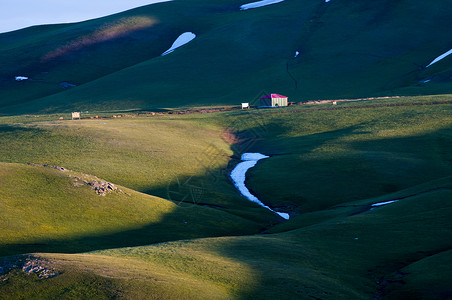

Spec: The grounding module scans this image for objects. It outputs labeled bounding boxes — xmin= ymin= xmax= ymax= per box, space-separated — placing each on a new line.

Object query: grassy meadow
xmin=1 ymin=0 xmax=451 ymax=297
xmin=0 ymin=95 xmax=451 ymax=298
xmin=0 ymin=116 xmax=282 ymax=223
xmin=0 ymin=114 xmax=288 ymax=256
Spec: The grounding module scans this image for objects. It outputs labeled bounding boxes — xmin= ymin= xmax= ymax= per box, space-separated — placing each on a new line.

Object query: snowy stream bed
xmin=230 ymin=153 xmax=290 ymax=220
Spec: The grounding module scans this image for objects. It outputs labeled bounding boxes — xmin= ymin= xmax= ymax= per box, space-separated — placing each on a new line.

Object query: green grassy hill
xmin=1 ymin=0 xmax=451 ymax=114
xmin=0 ymin=162 xmax=264 ymax=257
xmin=0 ymin=115 xmax=284 ymax=228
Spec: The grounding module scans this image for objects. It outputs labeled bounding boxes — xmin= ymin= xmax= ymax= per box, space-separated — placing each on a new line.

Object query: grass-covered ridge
xmin=1 ymin=0 xmax=451 ymax=114
xmin=0 ymin=162 xmax=263 ymax=257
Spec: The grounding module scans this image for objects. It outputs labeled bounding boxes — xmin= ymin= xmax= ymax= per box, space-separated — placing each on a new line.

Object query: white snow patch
xmin=161 ymin=32 xmax=196 ymax=56
xmin=371 ymin=200 xmax=399 ymax=207
xmin=426 ymin=48 xmax=452 ymax=68
xmin=276 ymin=211 xmax=290 ymax=219
xmin=230 ymin=153 xmax=290 ymax=220
xmin=15 ymin=76 xmax=28 ymax=81
xmin=295 ymin=51 xmax=300 ymax=58
xmin=240 ymin=0 xmax=285 ymax=10
xmin=241 ymin=153 xmax=269 ymax=161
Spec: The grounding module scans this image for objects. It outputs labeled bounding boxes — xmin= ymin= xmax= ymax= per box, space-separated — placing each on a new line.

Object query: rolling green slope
xmin=0 ymin=116 xmax=284 ymax=224
xmin=0 ymin=162 xmax=263 ymax=257
xmin=1 ymin=0 xmax=452 ymax=114
xmin=0 ymin=96 xmax=451 ymax=298
xmin=1 ymin=176 xmax=450 ymax=299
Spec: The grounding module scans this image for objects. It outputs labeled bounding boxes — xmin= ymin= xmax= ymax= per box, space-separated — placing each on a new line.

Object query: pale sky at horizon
xmin=0 ymin=0 xmax=171 ymax=34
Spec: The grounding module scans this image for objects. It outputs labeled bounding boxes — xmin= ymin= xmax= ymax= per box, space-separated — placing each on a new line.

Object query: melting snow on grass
xmin=240 ymin=0 xmax=285 ymax=10
xmin=371 ymin=200 xmax=399 ymax=207
xmin=161 ymin=32 xmax=196 ymax=56
xmin=15 ymin=76 xmax=28 ymax=81
xmin=426 ymin=48 xmax=452 ymax=67
xmin=230 ymin=153 xmax=290 ymax=220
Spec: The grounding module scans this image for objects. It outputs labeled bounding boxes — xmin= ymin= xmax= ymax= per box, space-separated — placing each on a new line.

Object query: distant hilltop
xmin=0 ymin=0 xmax=451 ymax=114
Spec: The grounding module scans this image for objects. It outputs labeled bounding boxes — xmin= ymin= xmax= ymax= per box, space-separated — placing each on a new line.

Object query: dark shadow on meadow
xmin=0 ymin=163 xmax=283 ymax=258
xmin=242 ymin=123 xmax=452 ymax=213
xmin=0 ymin=124 xmax=46 ymax=134
xmin=0 ymin=199 xmax=270 ymax=258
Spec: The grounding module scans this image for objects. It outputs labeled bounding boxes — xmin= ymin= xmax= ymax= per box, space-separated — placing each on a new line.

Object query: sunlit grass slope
xmin=0 ymin=162 xmax=262 ymax=257
xmin=0 ymin=116 xmax=282 ymax=224
xmin=0 ymin=117 xmax=225 ymax=194
xmin=1 ymin=0 xmax=451 ymax=114
xmin=2 ymin=176 xmax=450 ymax=299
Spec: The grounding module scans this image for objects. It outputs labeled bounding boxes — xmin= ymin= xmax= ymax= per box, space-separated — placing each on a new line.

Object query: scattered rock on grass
xmin=88 ymin=180 xmax=118 ymax=196
xmin=0 ymin=256 xmax=58 ymax=280
xmin=27 ymin=163 xmax=123 ymax=196
xmin=27 ymin=163 xmax=67 ymax=172
xmin=71 ymin=175 xmax=122 ymax=196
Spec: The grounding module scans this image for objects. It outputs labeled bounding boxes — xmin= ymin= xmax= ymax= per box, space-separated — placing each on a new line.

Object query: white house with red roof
xmin=260 ymin=94 xmax=288 ymax=107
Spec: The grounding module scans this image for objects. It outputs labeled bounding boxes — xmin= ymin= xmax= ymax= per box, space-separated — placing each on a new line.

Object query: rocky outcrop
xmin=27 ymin=163 xmax=123 ymax=196
xmin=71 ymin=175 xmax=122 ymax=196
xmin=88 ymin=180 xmax=118 ymax=196
xmin=0 ymin=256 xmax=58 ymax=280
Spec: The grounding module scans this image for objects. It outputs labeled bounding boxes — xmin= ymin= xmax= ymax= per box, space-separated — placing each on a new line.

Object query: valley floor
xmin=0 ymin=95 xmax=451 ymax=299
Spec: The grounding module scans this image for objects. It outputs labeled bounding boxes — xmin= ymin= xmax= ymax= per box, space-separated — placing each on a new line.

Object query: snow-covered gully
xmin=240 ymin=0 xmax=285 ymax=10
xmin=230 ymin=153 xmax=290 ymax=220
xmin=426 ymin=48 xmax=452 ymax=67
xmin=161 ymin=32 xmax=196 ymax=56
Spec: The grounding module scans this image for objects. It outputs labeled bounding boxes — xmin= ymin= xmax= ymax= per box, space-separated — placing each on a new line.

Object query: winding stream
xmin=230 ymin=153 xmax=290 ymax=220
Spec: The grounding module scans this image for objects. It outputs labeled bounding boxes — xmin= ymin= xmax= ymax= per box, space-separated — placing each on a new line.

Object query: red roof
xmin=260 ymin=93 xmax=288 ymax=99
